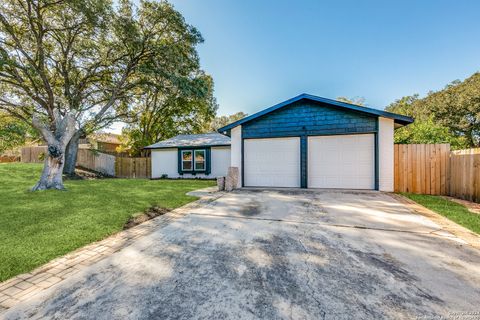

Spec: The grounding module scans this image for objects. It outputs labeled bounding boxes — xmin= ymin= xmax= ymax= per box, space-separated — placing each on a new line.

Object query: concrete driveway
xmin=4 ymin=190 xmax=480 ymax=320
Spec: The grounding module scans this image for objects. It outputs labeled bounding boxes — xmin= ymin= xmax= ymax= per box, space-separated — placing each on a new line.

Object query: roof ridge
xmin=176 ymin=132 xmax=220 ymax=136
xmin=217 ymin=93 xmax=414 ymax=132
xmin=144 ymin=132 xmax=230 ymax=149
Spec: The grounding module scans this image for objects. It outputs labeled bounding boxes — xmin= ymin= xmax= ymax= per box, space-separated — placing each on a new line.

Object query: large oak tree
xmin=120 ymin=74 xmax=218 ymax=157
xmin=0 ymin=0 xmax=205 ymax=190
xmin=385 ymin=72 xmax=480 ymax=149
xmin=206 ymin=111 xmax=247 ymax=132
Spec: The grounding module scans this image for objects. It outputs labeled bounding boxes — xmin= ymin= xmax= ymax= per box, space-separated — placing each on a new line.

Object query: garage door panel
xmin=244 ymin=137 xmax=300 ymax=187
xmin=308 ymin=134 xmax=374 ymax=189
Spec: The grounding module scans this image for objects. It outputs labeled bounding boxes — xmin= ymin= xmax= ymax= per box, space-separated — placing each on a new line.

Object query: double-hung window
xmin=181 ymin=150 xmax=193 ymax=171
xmin=194 ymin=150 xmax=206 ymax=171
xmin=180 ymin=149 xmax=207 ymax=173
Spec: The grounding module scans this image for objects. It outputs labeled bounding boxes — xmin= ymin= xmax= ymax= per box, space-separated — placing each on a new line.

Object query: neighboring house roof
xmin=218 ymin=93 xmax=414 ymax=133
xmin=37 ymin=133 xmax=122 ymax=148
xmin=144 ymin=133 xmax=231 ymax=149
xmin=89 ymin=133 xmax=122 ymax=144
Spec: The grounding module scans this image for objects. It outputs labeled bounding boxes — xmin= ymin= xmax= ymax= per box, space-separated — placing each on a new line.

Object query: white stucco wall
xmin=378 ymin=117 xmax=394 ymax=192
xmin=210 ymin=147 xmax=231 ymax=178
xmin=151 ymin=148 xmax=178 ymax=179
xmin=151 ymin=146 xmax=231 ymax=179
xmin=230 ymin=126 xmax=242 ymax=188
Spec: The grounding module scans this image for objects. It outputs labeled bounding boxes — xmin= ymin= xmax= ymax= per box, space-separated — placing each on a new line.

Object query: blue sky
xmin=167 ymin=0 xmax=480 ymax=116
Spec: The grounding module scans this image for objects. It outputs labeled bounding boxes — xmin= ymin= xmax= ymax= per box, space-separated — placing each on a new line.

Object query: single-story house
xmin=86 ymin=133 xmax=122 ymax=153
xmin=147 ymin=93 xmax=413 ymax=191
xmin=145 ymin=133 xmax=231 ymax=179
xmin=37 ymin=132 xmax=122 ymax=153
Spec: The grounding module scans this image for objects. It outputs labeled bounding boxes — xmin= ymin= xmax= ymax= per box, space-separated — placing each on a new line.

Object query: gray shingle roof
xmin=144 ymin=133 xmax=230 ymax=149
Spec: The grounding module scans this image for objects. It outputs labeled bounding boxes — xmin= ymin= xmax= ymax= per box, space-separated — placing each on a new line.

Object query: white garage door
xmin=308 ymin=134 xmax=374 ymax=189
xmin=244 ymin=137 xmax=300 ymax=187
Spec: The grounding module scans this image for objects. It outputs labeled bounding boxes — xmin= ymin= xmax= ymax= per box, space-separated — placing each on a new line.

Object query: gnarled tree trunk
xmin=32 ymin=144 xmax=68 ymax=191
xmin=31 ymin=111 xmax=77 ymax=191
xmin=63 ymin=129 xmax=83 ymax=176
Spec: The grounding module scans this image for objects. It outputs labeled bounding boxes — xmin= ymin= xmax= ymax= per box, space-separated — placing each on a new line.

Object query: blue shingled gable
xmin=218 ymin=93 xmax=413 ymax=134
xmin=242 ymin=100 xmax=377 ymax=139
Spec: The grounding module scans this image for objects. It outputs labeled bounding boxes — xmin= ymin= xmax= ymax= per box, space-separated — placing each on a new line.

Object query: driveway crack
xmin=189 ymin=212 xmax=445 ymax=236
xmin=297 ymin=225 xmax=327 ymax=320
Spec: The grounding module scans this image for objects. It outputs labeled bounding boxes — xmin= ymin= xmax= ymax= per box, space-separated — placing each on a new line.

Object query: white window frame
xmin=181 ymin=150 xmax=193 ymax=171
xmin=194 ymin=149 xmax=206 ymax=171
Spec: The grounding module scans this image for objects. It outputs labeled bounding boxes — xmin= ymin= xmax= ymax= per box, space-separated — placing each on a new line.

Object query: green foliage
xmin=0 ymin=0 xmax=213 ymax=185
xmin=104 ymin=0 xmax=217 ymax=156
xmin=0 ymin=113 xmax=38 ymax=154
xmin=386 ymin=72 xmax=480 ymax=148
xmin=424 ymin=73 xmax=480 ymax=147
xmin=121 ymin=74 xmax=218 ymax=156
xmin=207 ymin=112 xmax=248 ymax=132
xmin=393 ymin=116 xmax=469 ymax=149
xmin=0 ymin=163 xmax=215 ymax=281
xmin=385 ymin=95 xmax=421 ymax=117
xmin=402 ymin=193 xmax=480 ymax=235
xmin=386 ymin=95 xmax=463 ymax=147
xmin=336 ymin=96 xmax=365 ymax=106
xmin=0 ymin=0 xmax=210 ymax=144
xmin=0 ymin=0 xmax=113 ymax=123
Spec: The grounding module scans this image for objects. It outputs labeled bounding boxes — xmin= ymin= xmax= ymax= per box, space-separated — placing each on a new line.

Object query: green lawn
xmin=402 ymin=193 xmax=480 ymax=235
xmin=0 ymin=163 xmax=215 ymax=282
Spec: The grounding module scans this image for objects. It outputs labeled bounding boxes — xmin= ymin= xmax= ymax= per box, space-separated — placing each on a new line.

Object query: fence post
xmin=133 ymin=158 xmax=136 ymax=179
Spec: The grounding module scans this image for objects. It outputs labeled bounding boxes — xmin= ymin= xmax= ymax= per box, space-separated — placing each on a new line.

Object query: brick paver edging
xmin=0 ymin=191 xmax=224 ymax=315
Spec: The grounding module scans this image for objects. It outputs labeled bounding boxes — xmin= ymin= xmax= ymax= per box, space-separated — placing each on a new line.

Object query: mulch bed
xmin=64 ymin=167 xmax=113 ymax=180
xmin=0 ymin=156 xmax=20 ymax=163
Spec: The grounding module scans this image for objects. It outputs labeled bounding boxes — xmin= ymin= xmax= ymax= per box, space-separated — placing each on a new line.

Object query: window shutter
xmin=177 ymin=149 xmax=182 ymax=174
xmin=206 ymin=148 xmax=211 ymax=175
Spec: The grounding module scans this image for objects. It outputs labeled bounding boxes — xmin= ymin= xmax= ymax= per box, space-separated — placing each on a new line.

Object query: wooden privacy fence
xmin=450 ymin=148 xmax=480 ymax=203
xmin=395 ymin=144 xmax=480 ymax=203
xmin=21 ymin=147 xmax=149 ymax=178
xmin=394 ymin=144 xmax=450 ymax=195
xmin=21 ymin=146 xmax=47 ymax=163
xmin=76 ymin=149 xmax=116 ymax=176
xmin=115 ymin=157 xmax=151 ymax=178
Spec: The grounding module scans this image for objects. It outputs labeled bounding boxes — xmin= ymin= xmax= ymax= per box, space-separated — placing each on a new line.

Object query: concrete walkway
xmin=2 ymin=189 xmax=480 ymax=319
